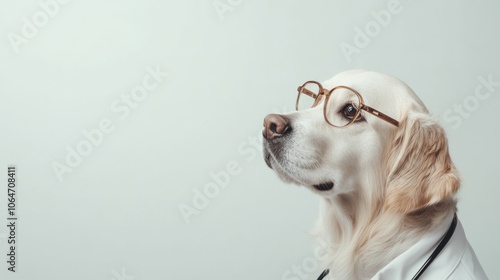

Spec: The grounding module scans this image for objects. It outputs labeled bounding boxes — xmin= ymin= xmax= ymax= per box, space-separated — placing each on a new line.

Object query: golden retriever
xmin=262 ymin=70 xmax=487 ymax=279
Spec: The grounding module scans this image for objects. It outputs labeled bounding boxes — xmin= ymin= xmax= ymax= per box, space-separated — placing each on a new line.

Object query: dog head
xmin=262 ymin=70 xmax=459 ymax=214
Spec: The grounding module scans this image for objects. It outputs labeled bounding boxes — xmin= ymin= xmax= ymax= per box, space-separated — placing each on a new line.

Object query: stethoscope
xmin=317 ymin=213 xmax=458 ymax=280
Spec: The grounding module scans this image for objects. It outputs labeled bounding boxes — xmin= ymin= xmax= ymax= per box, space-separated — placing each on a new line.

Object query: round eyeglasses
xmin=296 ymin=81 xmax=400 ymax=127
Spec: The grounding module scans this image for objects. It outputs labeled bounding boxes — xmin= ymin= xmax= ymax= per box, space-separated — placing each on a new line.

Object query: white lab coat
xmin=371 ymin=214 xmax=488 ymax=279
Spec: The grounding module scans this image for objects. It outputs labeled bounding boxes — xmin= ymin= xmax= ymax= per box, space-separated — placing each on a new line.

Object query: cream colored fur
xmin=263 ymin=70 xmax=459 ymax=279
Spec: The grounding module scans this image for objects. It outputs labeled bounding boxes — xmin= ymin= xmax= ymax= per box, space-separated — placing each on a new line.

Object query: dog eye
xmin=341 ymin=104 xmax=364 ymax=121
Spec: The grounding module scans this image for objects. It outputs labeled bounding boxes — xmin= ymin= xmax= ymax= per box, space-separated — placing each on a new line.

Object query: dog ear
xmin=384 ymin=113 xmax=459 ymax=214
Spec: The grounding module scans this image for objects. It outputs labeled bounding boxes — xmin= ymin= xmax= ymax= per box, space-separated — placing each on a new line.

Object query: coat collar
xmin=371 ymin=213 xmax=466 ymax=279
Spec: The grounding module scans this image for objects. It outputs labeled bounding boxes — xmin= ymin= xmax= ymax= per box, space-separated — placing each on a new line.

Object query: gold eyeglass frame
xmin=296 ymin=81 xmax=400 ymax=127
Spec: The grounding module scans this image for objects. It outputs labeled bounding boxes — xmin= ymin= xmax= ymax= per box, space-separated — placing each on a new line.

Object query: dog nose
xmin=263 ymin=114 xmax=290 ymax=140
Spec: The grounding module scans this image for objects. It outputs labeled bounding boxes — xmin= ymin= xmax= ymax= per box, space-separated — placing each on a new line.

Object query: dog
xmin=262 ymin=70 xmax=488 ymax=279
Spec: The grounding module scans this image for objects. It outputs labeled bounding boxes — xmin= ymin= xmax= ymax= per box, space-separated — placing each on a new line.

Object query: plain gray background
xmin=1 ymin=0 xmax=499 ymax=279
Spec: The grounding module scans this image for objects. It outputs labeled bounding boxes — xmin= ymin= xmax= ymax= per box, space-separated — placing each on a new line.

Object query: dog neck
xmin=316 ymin=190 xmax=456 ymax=279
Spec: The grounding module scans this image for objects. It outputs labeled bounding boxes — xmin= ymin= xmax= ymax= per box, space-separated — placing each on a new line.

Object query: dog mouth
xmin=264 ymin=145 xmax=334 ymax=192
xmin=264 ymin=151 xmax=273 ymax=169
xmin=264 ymin=141 xmax=334 ymax=192
xmin=313 ymin=182 xmax=334 ymax=191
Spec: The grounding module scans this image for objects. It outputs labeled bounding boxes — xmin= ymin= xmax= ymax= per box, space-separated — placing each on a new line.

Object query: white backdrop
xmin=1 ymin=0 xmax=499 ymax=279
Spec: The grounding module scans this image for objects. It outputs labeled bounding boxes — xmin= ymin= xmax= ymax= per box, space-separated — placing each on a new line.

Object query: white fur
xmin=263 ymin=70 xmax=459 ymax=279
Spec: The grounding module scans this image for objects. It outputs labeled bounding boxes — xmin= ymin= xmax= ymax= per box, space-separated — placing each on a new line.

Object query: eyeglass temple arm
xmin=361 ymin=105 xmax=400 ymax=127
